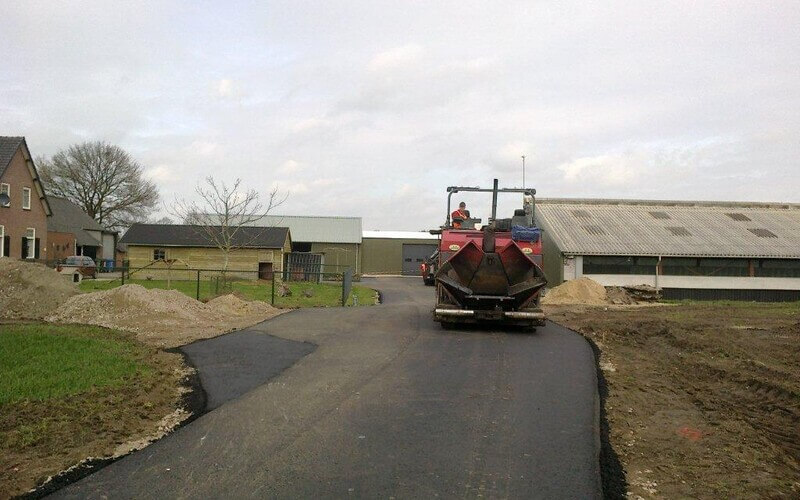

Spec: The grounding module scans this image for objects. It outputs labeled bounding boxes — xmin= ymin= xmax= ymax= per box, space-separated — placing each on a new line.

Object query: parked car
xmin=420 ymin=249 xmax=439 ymax=286
xmin=57 ymin=256 xmax=97 ymax=280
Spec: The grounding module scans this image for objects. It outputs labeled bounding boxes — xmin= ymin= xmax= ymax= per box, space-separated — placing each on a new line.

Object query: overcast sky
xmin=2 ymin=1 xmax=798 ymax=230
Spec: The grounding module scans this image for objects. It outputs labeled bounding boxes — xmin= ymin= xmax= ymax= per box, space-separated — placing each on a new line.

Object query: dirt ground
xmin=545 ymin=302 xmax=800 ymax=498
xmin=0 ymin=326 xmax=188 ymax=499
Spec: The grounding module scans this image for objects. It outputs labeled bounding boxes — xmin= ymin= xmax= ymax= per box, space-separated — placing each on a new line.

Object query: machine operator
xmin=451 ymin=201 xmax=470 ymax=228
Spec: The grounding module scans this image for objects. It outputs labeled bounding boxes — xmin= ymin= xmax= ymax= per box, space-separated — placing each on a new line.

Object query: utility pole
xmin=521 ymin=155 xmax=526 ymax=188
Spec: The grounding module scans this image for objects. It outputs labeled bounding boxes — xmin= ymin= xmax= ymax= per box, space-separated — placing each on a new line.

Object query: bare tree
xmin=170 ymin=177 xmax=286 ymax=271
xmin=38 ymin=142 xmax=159 ymax=229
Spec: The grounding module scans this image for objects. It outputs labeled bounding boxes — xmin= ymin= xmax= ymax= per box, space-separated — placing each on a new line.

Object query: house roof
xmin=47 ymin=196 xmax=106 ymax=246
xmin=120 ymin=224 xmax=290 ymax=249
xmin=0 ymin=137 xmax=24 ymax=178
xmin=534 ymin=198 xmax=800 ymax=259
xmin=0 ymin=136 xmax=52 ymax=215
xmin=205 ymin=214 xmax=362 ymax=244
xmin=363 ymin=230 xmax=439 ymax=240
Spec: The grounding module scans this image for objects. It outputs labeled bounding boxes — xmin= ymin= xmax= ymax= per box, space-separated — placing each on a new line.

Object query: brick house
xmin=0 ymin=137 xmax=52 ymax=259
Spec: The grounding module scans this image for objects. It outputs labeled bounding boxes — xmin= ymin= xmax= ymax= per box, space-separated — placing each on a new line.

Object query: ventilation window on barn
xmin=726 ymin=213 xmax=751 ymax=222
xmin=748 ymin=228 xmax=777 ymax=238
xmin=648 ymin=211 xmax=670 ymax=219
xmin=755 ymin=259 xmax=800 ymax=278
xmin=583 ymin=256 xmax=659 ymax=275
xmin=153 ymin=248 xmax=166 ymax=261
xmin=22 ymin=187 xmax=31 ymax=210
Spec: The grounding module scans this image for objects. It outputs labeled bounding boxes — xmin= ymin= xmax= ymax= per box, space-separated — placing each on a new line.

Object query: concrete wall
xmin=0 ymin=148 xmax=48 ymax=259
xmin=126 ymin=245 xmax=286 ymax=280
xmin=361 ymin=237 xmax=439 ymax=275
xmin=309 ymin=242 xmax=360 ymax=274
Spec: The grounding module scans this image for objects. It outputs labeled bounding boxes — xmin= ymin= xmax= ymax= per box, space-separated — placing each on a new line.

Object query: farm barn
xmin=535 ymin=198 xmax=800 ymax=301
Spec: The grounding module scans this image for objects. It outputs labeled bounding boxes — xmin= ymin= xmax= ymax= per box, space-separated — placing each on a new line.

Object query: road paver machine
xmin=431 ymin=179 xmax=547 ymax=330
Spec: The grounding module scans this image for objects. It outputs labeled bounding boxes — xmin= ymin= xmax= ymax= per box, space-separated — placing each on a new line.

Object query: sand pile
xmin=206 ymin=294 xmax=276 ymax=316
xmin=0 ymin=257 xmax=79 ymax=319
xmin=541 ymin=277 xmax=608 ymax=305
xmin=47 ymin=285 xmax=283 ymax=347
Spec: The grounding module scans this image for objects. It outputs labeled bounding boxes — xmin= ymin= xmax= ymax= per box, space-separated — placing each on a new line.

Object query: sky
xmin=2 ymin=0 xmax=799 ymax=230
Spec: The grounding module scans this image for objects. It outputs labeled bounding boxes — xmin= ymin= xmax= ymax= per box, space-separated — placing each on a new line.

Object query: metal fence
xmin=69 ymin=265 xmax=361 ymax=307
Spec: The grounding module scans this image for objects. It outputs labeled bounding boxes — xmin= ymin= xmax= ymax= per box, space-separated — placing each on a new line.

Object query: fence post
xmin=271 ymin=271 xmax=276 ymax=305
xmin=121 ymin=265 xmax=125 ymax=285
xmin=196 ymin=269 xmax=201 ymax=300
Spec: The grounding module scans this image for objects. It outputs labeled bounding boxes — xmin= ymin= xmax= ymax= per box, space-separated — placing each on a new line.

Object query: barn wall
xmin=126 ymin=245 xmax=284 ymax=280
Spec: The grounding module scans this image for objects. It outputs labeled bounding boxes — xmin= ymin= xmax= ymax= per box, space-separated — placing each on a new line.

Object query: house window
xmin=0 ymin=225 xmax=4 ymax=257
xmin=22 ymin=187 xmax=31 ymax=210
xmin=0 ymin=183 xmax=9 ymax=207
xmin=153 ymin=248 xmax=166 ymax=261
xmin=24 ymin=228 xmax=35 ymax=259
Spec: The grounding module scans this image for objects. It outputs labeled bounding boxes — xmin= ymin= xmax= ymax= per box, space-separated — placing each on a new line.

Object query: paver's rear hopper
xmin=434 ymin=224 xmax=547 ymax=329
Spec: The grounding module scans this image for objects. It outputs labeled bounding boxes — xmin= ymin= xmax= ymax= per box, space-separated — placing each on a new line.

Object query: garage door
xmin=402 ymin=244 xmax=438 ymax=275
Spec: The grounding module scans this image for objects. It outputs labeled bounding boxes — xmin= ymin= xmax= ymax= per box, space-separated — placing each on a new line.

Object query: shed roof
xmin=363 ymin=230 xmax=439 ymax=240
xmin=208 ymin=214 xmax=362 ymax=244
xmin=120 ymin=224 xmax=290 ymax=249
xmin=48 ymin=197 xmax=107 ymax=246
xmin=535 ymin=198 xmax=800 ymax=259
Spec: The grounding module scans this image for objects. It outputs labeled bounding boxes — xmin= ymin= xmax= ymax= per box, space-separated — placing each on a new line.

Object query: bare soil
xmin=545 ymin=302 xmax=800 ymax=498
xmin=46 ymin=284 xmax=285 ymax=348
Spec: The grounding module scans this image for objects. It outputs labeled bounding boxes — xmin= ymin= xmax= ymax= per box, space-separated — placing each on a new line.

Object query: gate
xmin=285 ymin=252 xmax=324 ymax=282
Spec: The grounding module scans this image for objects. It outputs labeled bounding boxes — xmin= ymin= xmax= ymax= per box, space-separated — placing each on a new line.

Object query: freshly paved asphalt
xmin=52 ymin=278 xmax=601 ymax=499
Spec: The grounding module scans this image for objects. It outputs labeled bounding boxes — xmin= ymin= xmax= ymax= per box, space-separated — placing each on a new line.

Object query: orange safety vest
xmin=451 ymin=209 xmax=468 ymax=228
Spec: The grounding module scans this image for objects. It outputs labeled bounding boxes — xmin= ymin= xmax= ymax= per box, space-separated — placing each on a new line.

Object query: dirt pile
xmin=542 ymin=277 xmax=608 ymax=305
xmin=46 ymin=285 xmax=283 ymax=347
xmin=0 ymin=257 xmax=79 ymax=319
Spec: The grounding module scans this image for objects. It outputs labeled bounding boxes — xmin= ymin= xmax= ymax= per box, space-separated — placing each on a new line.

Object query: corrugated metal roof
xmin=535 ymin=198 xmax=800 ymax=258
xmin=362 ymin=230 xmax=438 ymax=240
xmin=213 ymin=214 xmax=362 ymax=244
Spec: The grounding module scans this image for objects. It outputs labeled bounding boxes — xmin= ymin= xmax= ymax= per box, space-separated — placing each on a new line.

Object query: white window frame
xmin=25 ymin=227 xmax=35 ymax=259
xmin=22 ymin=187 xmax=31 ymax=210
xmin=0 ymin=225 xmax=4 ymax=257
xmin=0 ymin=183 xmax=9 ymax=207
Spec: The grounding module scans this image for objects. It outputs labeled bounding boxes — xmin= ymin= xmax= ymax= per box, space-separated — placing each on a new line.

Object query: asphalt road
xmin=53 ymin=278 xmax=601 ymax=499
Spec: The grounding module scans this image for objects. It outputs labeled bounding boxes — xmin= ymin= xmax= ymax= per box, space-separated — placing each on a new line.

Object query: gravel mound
xmin=542 ymin=277 xmax=608 ymax=305
xmin=0 ymin=257 xmax=79 ymax=319
xmin=47 ymin=285 xmax=283 ymax=347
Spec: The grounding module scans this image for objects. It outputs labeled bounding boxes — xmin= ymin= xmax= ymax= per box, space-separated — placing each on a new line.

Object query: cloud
xmin=1 ymin=2 xmax=798 ymax=230
xmin=558 ymin=153 xmax=645 ymax=186
xmin=216 ymin=79 xmax=236 ymax=97
xmin=144 ymin=164 xmax=178 ymax=183
xmin=368 ymin=44 xmax=424 ymax=72
xmin=279 ymin=160 xmax=301 ymax=173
